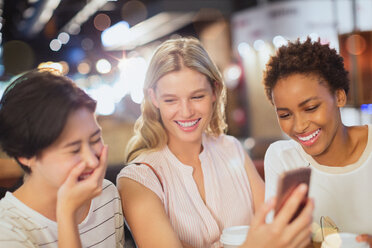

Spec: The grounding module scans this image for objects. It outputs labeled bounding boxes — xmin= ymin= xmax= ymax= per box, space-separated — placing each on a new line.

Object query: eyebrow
xmin=159 ymin=88 xmax=209 ymax=98
xmin=63 ymin=129 xmax=101 ymax=148
xmin=276 ymin=97 xmax=319 ymax=111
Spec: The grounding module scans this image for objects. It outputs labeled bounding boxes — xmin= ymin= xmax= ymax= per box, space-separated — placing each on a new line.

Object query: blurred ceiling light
xmin=238 ymin=42 xmax=251 ymax=57
xmin=115 ymin=57 xmax=147 ymax=104
xmin=253 ymin=39 xmax=265 ymax=51
xmin=20 ymin=0 xmax=61 ymax=37
xmin=58 ymin=32 xmax=70 ymax=44
xmin=101 ymin=21 xmax=130 ymax=47
xmin=223 ymin=64 xmax=241 ymax=89
xmin=104 ymin=12 xmax=195 ymax=50
xmin=23 ymin=7 xmax=35 ymax=19
xmin=272 ymin=35 xmax=288 ymax=48
xmin=94 ymin=13 xmax=111 ymax=31
xmin=59 ymin=61 xmax=69 ymax=75
xmin=88 ymin=85 xmax=116 ymax=116
xmin=96 ymin=59 xmax=111 ymax=74
xmin=67 ymin=23 xmax=81 ymax=35
xmin=50 ymin=39 xmax=62 ymax=51
xmin=38 ymin=61 xmax=63 ymax=73
xmin=62 ymin=0 xmax=109 ymax=35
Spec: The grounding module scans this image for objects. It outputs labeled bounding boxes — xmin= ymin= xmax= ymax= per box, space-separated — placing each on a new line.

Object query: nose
xmin=180 ymin=99 xmax=194 ymax=118
xmin=293 ymin=114 xmax=309 ymax=134
xmin=82 ymin=145 xmax=100 ymax=169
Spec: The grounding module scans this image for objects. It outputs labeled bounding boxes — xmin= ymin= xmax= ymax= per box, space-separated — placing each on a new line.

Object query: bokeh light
xmin=58 ymin=32 xmax=70 ymax=44
xmin=3 ymin=40 xmax=35 ymax=74
xmin=94 ymin=13 xmax=111 ymax=31
xmin=50 ymin=39 xmax=62 ymax=51
xmin=96 ymin=59 xmax=111 ymax=74
xmin=121 ymin=0 xmax=147 ymax=26
xmin=346 ymin=34 xmax=367 ymax=55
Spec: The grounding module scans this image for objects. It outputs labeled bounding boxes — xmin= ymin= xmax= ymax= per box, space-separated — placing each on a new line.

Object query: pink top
xmin=117 ymin=134 xmax=254 ymax=248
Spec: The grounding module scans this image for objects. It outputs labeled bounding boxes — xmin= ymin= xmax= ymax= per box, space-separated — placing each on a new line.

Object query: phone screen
xmin=274 ymin=167 xmax=311 ymax=222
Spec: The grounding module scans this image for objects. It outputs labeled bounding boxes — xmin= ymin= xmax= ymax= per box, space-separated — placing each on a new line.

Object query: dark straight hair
xmin=0 ymin=69 xmax=97 ymax=173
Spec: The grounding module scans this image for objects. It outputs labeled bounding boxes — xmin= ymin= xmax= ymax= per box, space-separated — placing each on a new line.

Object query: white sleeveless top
xmin=117 ymin=134 xmax=254 ymax=248
xmin=264 ymin=125 xmax=372 ymax=242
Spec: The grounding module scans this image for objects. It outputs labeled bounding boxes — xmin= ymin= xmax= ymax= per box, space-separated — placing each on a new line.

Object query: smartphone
xmin=274 ymin=167 xmax=311 ymax=222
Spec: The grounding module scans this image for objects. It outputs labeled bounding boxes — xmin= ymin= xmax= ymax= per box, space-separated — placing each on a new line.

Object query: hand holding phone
xmin=274 ymin=167 xmax=311 ymax=223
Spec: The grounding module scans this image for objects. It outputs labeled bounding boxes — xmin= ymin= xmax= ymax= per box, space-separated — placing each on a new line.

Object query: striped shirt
xmin=118 ymin=134 xmax=254 ymax=248
xmin=0 ymin=179 xmax=124 ymax=248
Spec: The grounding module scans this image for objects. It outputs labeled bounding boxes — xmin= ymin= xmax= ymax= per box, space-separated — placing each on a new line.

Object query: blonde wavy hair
xmin=125 ymin=37 xmax=227 ymax=162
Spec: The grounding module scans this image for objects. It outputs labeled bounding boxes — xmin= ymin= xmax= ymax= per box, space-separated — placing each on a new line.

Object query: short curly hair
xmin=263 ymin=37 xmax=349 ymax=104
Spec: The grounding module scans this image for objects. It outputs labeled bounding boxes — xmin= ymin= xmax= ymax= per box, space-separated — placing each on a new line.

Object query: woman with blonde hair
xmin=117 ymin=37 xmax=313 ymax=248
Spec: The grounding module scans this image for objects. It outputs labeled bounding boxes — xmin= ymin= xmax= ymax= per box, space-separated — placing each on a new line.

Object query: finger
xmin=288 ymin=224 xmax=312 ymax=248
xmin=289 ymin=198 xmax=314 ymax=230
xmin=274 ymin=184 xmax=308 ymax=227
xmin=64 ymin=161 xmax=87 ymax=186
xmin=356 ymin=234 xmax=372 ymax=243
xmin=250 ymin=197 xmax=276 ymax=227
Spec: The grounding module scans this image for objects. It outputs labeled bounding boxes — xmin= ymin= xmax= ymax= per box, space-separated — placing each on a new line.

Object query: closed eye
xmin=164 ymin=99 xmax=176 ymax=103
xmin=192 ymin=95 xmax=205 ymax=100
xmin=278 ymin=113 xmax=291 ymax=119
xmin=305 ymin=104 xmax=320 ymax=112
xmin=90 ymin=136 xmax=102 ymax=145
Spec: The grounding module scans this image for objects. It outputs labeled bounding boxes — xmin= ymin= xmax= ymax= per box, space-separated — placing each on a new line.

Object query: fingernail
xmin=299 ymin=184 xmax=307 ymax=192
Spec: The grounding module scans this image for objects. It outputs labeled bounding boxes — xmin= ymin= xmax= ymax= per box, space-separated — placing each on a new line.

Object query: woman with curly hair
xmin=117 ymin=37 xmax=313 ymax=248
xmin=263 ymin=37 xmax=372 ymax=245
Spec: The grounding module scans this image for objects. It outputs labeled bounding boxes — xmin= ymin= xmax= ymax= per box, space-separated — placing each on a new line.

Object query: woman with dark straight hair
xmin=0 ymin=69 xmax=124 ymax=247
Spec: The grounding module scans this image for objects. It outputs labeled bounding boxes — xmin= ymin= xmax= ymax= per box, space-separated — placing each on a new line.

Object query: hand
xmin=242 ymin=184 xmax=314 ymax=248
xmin=57 ymin=145 xmax=108 ymax=220
xmin=356 ymin=234 xmax=372 ymax=246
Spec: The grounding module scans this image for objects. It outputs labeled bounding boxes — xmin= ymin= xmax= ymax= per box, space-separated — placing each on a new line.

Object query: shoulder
xmin=265 ymin=139 xmax=299 ymax=157
xmin=0 ymin=195 xmax=37 ymax=247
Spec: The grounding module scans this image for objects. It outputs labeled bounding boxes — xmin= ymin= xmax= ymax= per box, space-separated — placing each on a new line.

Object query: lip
xmin=78 ymin=170 xmax=94 ymax=181
xmin=174 ymin=118 xmax=201 ymax=132
xmin=296 ymin=128 xmax=321 ymax=146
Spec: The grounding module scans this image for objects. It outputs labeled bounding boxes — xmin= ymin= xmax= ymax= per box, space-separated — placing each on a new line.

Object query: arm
xmin=242 ymin=184 xmax=314 ymax=248
xmin=117 ymin=177 xmax=184 ymax=248
xmin=244 ymin=153 xmax=265 ymax=212
xmin=57 ymin=145 xmax=108 ymax=248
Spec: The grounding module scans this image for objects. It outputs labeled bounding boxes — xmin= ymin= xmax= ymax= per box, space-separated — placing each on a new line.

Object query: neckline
xmin=164 ymin=133 xmax=208 ymax=173
xmin=5 ymin=191 xmax=93 ymax=227
xmin=298 ymin=124 xmax=371 ymax=174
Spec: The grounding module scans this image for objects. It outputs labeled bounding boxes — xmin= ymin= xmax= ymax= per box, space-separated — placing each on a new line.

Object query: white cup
xmin=220 ymin=225 xmax=250 ymax=248
xmin=321 ymin=233 xmax=369 ymax=248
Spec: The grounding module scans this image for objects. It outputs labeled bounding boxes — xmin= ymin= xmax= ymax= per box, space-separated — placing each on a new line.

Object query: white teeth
xmin=176 ymin=119 xmax=199 ymax=127
xmin=298 ymin=129 xmax=320 ymax=141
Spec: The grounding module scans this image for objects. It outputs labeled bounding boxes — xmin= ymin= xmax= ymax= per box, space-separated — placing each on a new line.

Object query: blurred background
xmin=1 ymin=0 xmax=372 ymax=167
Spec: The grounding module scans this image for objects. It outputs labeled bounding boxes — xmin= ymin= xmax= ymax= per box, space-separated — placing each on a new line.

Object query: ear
xmin=148 ymin=88 xmax=159 ymax=108
xmin=335 ymin=89 xmax=347 ymax=107
xmin=17 ymin=156 xmax=35 ymax=170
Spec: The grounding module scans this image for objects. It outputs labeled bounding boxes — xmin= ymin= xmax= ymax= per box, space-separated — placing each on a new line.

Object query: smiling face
xmin=149 ymin=67 xmax=216 ymax=148
xmin=29 ymin=107 xmax=104 ymax=191
xmin=272 ymin=73 xmax=346 ymax=158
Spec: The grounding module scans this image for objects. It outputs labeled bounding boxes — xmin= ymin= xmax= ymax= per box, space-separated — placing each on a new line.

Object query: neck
xmin=168 ymin=138 xmax=203 ymax=167
xmin=312 ymin=124 xmax=357 ymax=166
xmin=13 ymin=176 xmax=58 ymax=221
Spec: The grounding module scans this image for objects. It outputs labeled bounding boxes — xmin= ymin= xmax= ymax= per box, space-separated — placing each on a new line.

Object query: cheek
xmin=158 ymin=104 xmax=177 ymax=121
xmin=278 ymin=119 xmax=291 ymax=134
